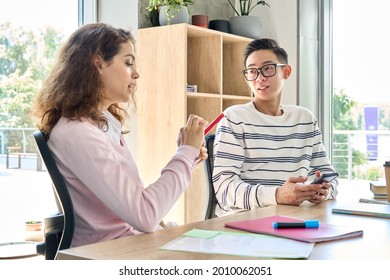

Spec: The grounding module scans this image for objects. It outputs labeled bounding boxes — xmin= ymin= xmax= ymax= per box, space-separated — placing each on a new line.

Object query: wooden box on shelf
xmin=136 ymin=24 xmax=252 ymax=224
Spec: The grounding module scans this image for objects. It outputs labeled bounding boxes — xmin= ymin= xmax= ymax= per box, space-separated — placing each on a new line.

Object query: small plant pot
xmin=192 ymin=15 xmax=209 ymax=28
xmin=25 ymin=221 xmax=42 ymax=232
xmin=209 ymin=20 xmax=230 ymax=33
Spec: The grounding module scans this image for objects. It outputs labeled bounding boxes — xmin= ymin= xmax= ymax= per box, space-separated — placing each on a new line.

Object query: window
xmin=332 ymin=0 xmax=390 ymax=183
xmin=0 ymin=0 xmax=80 ymax=243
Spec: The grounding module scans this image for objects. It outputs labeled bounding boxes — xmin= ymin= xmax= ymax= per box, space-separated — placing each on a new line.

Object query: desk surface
xmin=57 ymin=184 xmax=390 ymax=260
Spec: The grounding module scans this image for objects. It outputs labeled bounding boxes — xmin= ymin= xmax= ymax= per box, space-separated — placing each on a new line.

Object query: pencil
xmin=204 ymin=113 xmax=224 ymax=135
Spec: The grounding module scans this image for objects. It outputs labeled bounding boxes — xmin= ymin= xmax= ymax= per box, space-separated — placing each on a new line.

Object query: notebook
xmin=332 ymin=202 xmax=390 ymax=218
xmin=224 ymin=215 xmax=363 ymax=243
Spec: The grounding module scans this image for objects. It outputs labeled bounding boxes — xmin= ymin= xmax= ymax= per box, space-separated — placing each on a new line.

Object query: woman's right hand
xmin=177 ymin=114 xmax=207 ymax=150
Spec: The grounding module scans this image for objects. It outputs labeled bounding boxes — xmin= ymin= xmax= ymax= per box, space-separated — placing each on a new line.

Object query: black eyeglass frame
xmin=242 ymin=63 xmax=286 ymax=81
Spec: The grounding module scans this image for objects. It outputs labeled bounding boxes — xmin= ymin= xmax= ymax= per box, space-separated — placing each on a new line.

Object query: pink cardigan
xmin=49 ymin=118 xmax=199 ymax=247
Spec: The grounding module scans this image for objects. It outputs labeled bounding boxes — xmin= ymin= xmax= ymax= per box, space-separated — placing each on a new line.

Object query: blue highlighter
xmin=273 ymin=220 xmax=319 ymax=229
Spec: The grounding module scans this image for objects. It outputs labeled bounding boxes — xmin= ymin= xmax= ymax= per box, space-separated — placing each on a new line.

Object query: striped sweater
xmin=213 ymin=102 xmax=338 ymax=217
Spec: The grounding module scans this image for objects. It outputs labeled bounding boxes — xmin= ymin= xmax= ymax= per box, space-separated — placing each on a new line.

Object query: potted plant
xmin=227 ymin=0 xmax=270 ymax=16
xmin=25 ymin=220 xmax=43 ymax=231
xmin=147 ymin=0 xmax=195 ymax=26
xmin=226 ymin=0 xmax=270 ymax=39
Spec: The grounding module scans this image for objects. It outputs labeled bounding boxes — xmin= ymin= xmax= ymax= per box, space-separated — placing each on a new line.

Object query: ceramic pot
xmin=229 ymin=16 xmax=262 ymax=39
xmin=159 ymin=6 xmax=189 ymax=26
xmin=209 ymin=20 xmax=230 ymax=33
xmin=25 ymin=222 xmax=42 ymax=231
xmin=192 ymin=15 xmax=208 ymax=28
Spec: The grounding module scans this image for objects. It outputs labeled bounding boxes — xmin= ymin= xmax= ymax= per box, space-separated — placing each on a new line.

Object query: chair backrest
xmin=203 ymin=134 xmax=218 ymax=220
xmin=33 ymin=130 xmax=75 ymax=259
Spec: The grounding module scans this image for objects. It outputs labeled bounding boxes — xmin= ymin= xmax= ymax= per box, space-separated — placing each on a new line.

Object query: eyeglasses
xmin=242 ymin=63 xmax=286 ymax=81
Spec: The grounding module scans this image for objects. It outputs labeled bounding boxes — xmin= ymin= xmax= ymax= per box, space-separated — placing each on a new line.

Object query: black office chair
xmin=33 ymin=130 xmax=75 ymax=260
xmin=203 ymin=134 xmax=218 ymax=220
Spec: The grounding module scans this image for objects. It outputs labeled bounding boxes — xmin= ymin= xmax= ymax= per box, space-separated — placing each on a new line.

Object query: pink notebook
xmin=225 ymin=215 xmax=363 ymax=243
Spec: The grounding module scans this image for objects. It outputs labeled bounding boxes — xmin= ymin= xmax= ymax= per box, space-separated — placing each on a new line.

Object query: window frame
xmin=79 ymin=0 xmax=97 ymax=25
xmin=298 ymin=0 xmax=333 ymax=159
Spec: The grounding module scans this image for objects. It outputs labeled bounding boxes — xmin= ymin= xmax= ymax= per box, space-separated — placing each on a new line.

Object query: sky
xmin=333 ymin=0 xmax=390 ymax=104
xmin=0 ymin=0 xmax=79 ymax=37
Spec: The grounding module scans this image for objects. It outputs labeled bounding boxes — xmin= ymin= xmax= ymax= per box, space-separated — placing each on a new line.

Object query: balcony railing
xmin=333 ymin=130 xmax=390 ymax=180
xmin=0 ymin=128 xmax=43 ymax=171
xmin=0 ymin=128 xmax=36 ymax=155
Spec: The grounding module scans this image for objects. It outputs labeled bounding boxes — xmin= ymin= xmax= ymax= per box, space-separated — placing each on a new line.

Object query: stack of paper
xmin=161 ymin=228 xmax=314 ymax=259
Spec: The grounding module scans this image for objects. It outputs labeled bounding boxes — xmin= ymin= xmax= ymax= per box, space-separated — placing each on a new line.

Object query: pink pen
xmin=204 ymin=113 xmax=224 ymax=135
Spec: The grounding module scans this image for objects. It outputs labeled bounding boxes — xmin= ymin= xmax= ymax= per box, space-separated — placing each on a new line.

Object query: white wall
xmin=252 ymin=0 xmax=298 ymax=105
xmin=98 ymin=0 xmax=138 ymax=31
xmin=97 ymin=0 xmax=139 ymax=156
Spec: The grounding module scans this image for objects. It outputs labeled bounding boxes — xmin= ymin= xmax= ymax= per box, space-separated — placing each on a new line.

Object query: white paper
xmin=161 ymin=230 xmax=313 ymax=259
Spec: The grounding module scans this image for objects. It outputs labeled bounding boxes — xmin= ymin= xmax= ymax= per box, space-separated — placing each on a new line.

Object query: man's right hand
xmin=275 ymin=176 xmax=325 ymax=205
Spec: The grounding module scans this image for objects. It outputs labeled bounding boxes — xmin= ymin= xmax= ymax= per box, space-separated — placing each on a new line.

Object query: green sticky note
xmin=182 ymin=229 xmax=220 ymax=239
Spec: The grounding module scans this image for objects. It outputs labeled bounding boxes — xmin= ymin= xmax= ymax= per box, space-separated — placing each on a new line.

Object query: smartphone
xmin=311 ymin=172 xmax=339 ymax=184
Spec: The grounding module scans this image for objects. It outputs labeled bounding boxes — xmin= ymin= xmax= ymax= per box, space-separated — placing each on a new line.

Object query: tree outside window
xmin=0 ymin=23 xmax=64 ymax=151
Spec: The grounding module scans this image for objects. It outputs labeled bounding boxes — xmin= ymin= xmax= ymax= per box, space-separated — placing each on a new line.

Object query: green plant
xmin=146 ymin=0 xmax=195 ymax=25
xmin=25 ymin=220 xmax=42 ymax=224
xmin=227 ymin=0 xmax=270 ymax=16
xmin=366 ymin=165 xmax=383 ymax=181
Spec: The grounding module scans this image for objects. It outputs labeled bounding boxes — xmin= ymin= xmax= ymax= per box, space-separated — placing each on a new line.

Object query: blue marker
xmin=273 ymin=220 xmax=319 ymax=229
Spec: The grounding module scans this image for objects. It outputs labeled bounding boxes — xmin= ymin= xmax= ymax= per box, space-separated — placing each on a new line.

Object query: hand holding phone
xmin=310 ymin=172 xmax=339 ymax=184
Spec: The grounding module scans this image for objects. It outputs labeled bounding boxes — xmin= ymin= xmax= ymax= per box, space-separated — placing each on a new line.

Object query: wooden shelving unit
xmin=136 ymin=24 xmax=252 ymax=224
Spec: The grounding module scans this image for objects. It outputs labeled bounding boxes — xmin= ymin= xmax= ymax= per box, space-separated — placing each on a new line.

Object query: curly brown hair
xmin=33 ymin=23 xmax=136 ymax=135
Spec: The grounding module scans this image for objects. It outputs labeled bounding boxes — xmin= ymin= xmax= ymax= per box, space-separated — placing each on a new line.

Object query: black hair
xmin=243 ymin=38 xmax=288 ymax=66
